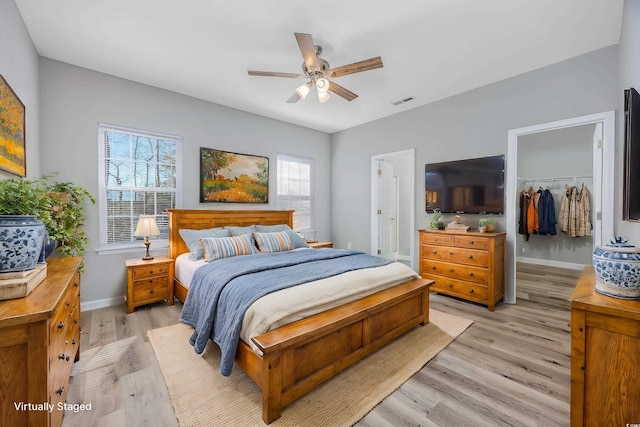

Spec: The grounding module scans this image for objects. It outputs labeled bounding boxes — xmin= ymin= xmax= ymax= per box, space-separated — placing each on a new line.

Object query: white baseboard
xmin=81 ymin=296 xmax=124 ymax=312
xmin=516 ymin=256 xmax=586 ymax=271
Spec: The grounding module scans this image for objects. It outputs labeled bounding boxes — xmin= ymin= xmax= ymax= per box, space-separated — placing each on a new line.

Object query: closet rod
xmin=518 ymin=174 xmax=593 ymax=183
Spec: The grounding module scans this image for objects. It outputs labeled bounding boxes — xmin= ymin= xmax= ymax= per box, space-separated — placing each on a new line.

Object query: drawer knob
xmin=432 ymin=265 xmax=436 ymax=270
xmin=469 ymin=289 xmax=475 ymax=293
xmin=469 ymin=240 xmax=474 ymax=244
xmin=59 ymin=353 xmax=70 ymax=361
xmin=448 ymin=283 xmax=453 ymax=288
xmin=469 ymin=272 xmax=474 ymax=276
xmin=149 ymin=270 xmax=154 ymax=274
xmin=73 ymin=318 xmax=78 ymax=324
xmin=449 ymin=268 xmax=454 ymax=272
xmin=150 ymin=289 xmax=154 ymax=294
xmin=468 ymin=255 xmax=473 ymax=259
xmin=65 ymin=301 xmax=70 ymax=307
xmin=434 ymin=237 xmax=438 ymax=241
xmin=72 ymin=339 xmax=76 ymax=345
xmin=56 ymin=387 xmax=64 ymax=395
xmin=432 ymin=250 xmax=437 ymax=254
xmin=74 ymin=282 xmax=79 ymax=287
xmin=57 ymin=321 xmax=64 ymax=329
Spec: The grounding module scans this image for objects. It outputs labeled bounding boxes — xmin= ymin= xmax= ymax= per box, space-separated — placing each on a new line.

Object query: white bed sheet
xmin=174 ymin=252 xmax=420 ymax=354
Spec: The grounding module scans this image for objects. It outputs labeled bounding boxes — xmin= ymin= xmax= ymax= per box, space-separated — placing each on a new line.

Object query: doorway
xmin=505 ymin=111 xmax=615 ymax=304
xmin=371 ymin=149 xmax=415 ymax=268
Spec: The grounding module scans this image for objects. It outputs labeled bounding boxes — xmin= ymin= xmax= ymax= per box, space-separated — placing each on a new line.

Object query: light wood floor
xmin=63 ymin=263 xmax=582 ymax=426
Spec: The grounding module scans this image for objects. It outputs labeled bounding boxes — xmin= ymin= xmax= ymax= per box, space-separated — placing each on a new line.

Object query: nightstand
xmin=307 ymin=241 xmax=333 ymax=249
xmin=125 ymin=256 xmax=174 ymax=313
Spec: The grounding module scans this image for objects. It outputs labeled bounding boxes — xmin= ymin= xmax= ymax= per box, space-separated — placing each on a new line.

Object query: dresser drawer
xmin=421 ymin=259 xmax=488 ymax=285
xmin=132 ymin=264 xmax=170 ymax=279
xmin=453 ymin=235 xmax=490 ymax=250
xmin=132 ymin=277 xmax=169 ymax=302
xmin=420 ymin=233 xmax=452 ymax=246
xmin=427 ymin=275 xmax=488 ymax=300
xmin=421 ymin=244 xmax=489 ymax=267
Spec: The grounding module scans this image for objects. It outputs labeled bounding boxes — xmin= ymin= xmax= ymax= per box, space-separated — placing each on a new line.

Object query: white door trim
xmin=505 ymin=110 xmax=615 ymax=304
xmin=371 ymin=149 xmax=415 ymax=269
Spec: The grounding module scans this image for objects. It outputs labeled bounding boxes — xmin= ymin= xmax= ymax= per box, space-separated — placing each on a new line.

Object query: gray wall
xmin=517 ymin=124 xmax=595 ymax=265
xmin=331 ymin=46 xmax=619 ymax=269
xmin=617 ymin=0 xmax=640 ymax=245
xmin=0 ymin=0 xmax=40 ymax=178
xmin=39 ymin=59 xmax=331 ymax=305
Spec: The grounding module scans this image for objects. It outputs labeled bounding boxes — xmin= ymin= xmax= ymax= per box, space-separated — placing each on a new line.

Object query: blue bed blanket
xmin=180 ymin=248 xmax=393 ymax=376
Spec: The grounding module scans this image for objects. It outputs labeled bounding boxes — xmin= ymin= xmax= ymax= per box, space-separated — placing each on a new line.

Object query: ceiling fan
xmin=248 ymin=33 xmax=383 ymax=103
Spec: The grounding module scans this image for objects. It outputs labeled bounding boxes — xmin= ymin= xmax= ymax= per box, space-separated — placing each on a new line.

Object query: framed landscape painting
xmin=200 ymin=148 xmax=269 ymax=203
xmin=0 ymin=75 xmax=26 ymax=177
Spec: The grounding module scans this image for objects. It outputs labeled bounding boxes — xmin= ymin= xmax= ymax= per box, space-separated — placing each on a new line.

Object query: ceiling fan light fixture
xmin=295 ymin=82 xmax=312 ymax=100
xmin=318 ymin=90 xmax=331 ymax=103
xmin=316 ymin=78 xmax=330 ymax=93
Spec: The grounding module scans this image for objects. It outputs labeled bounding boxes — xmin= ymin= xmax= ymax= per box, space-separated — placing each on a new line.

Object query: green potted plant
xmin=0 ymin=175 xmax=95 ymax=263
xmin=0 ymin=177 xmax=51 ymax=272
xmin=479 ymin=217 xmax=497 ymax=233
xmin=429 ymin=210 xmax=446 ymax=230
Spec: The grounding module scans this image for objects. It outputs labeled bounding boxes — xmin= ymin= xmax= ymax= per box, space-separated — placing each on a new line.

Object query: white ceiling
xmin=16 ymin=0 xmax=623 ymax=134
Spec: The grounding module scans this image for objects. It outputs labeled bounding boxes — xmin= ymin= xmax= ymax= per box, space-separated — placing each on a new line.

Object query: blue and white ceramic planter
xmin=0 ymin=215 xmax=46 ymax=273
xmin=592 ymin=238 xmax=640 ymax=299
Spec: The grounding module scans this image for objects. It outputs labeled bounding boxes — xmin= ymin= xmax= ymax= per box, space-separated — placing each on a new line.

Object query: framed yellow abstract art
xmin=0 ymin=75 xmax=26 ymax=177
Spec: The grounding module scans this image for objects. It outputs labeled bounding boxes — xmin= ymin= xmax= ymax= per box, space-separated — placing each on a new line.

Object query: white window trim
xmin=96 ymin=123 xmax=182 ymax=255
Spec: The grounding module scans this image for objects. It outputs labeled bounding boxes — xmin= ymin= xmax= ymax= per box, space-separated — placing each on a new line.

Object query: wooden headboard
xmin=167 ymin=209 xmax=294 ymax=259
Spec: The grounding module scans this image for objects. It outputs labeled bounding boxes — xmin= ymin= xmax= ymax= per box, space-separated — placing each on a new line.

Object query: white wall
xmin=39 ymin=59 xmax=331 ymax=306
xmin=331 ymin=46 xmax=619 ymax=269
xmin=0 ymin=0 xmax=40 ymax=178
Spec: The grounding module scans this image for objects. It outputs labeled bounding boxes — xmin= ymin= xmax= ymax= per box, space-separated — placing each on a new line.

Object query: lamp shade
xmin=134 ymin=215 xmax=160 ymax=237
xmin=316 ymin=78 xmax=330 ymax=93
xmin=317 ymin=90 xmax=331 ymax=103
xmin=295 ymin=82 xmax=312 ymax=100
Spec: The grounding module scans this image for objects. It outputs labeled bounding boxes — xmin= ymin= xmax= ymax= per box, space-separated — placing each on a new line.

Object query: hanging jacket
xmin=537 ymin=189 xmax=557 ymax=235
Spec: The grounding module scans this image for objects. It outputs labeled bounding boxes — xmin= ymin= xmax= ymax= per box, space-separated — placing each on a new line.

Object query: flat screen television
xmin=624 ymin=87 xmax=640 ymax=221
xmin=425 ymin=155 xmax=505 ymax=214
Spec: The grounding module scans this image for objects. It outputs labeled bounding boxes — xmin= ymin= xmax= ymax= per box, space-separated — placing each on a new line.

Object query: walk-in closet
xmin=516 ymin=124 xmax=596 ymax=269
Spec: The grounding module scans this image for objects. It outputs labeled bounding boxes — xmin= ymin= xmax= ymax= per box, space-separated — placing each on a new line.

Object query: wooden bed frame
xmin=167 ymin=209 xmax=432 ymax=424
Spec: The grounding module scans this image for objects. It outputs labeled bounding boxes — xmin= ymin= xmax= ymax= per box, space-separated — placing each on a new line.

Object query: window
xmin=277 ymin=154 xmax=314 ymax=231
xmin=98 ymin=124 xmax=181 ymax=251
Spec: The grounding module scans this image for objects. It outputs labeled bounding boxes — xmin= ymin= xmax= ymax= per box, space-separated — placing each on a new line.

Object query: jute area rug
xmin=148 ymin=309 xmax=472 ymax=426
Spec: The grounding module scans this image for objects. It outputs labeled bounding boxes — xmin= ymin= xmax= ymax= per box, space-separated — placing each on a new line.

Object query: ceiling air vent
xmin=392 ymin=96 xmax=416 ymax=106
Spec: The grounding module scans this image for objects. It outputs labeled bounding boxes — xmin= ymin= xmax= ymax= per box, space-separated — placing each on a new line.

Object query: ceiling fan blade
xmin=327 ymin=56 xmax=383 ymax=78
xmin=286 ymin=92 xmax=301 ymax=103
xmin=294 ymin=33 xmax=316 ymax=70
xmin=328 ymin=81 xmax=358 ymax=102
xmin=248 ymin=70 xmax=305 ymax=78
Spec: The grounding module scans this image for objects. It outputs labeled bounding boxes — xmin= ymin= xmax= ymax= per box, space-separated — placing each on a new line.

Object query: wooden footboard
xmin=239 ymin=277 xmax=431 ymax=424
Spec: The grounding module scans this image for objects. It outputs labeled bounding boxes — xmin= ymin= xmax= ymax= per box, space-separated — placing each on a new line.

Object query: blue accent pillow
xmin=179 ymin=227 xmax=231 ymax=260
xmin=199 ymin=234 xmax=259 ymax=261
xmin=253 ymin=231 xmax=295 ymax=253
xmin=226 ymin=225 xmax=258 ymax=236
xmin=254 ymin=224 xmax=309 ymax=249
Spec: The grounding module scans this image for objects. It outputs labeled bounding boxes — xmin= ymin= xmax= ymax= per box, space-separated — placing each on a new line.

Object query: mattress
xmin=175 ymin=252 xmax=420 ymax=354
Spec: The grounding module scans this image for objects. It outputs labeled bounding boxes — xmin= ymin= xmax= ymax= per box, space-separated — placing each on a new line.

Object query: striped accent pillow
xmin=253 ymin=231 xmax=295 ymax=253
xmin=198 ymin=234 xmax=259 ymax=262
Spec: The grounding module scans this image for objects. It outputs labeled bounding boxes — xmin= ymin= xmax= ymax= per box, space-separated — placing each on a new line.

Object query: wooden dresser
xmin=570 ymin=266 xmax=640 ymax=426
xmin=418 ymin=229 xmax=506 ymax=311
xmin=0 ymin=256 xmax=82 ymax=427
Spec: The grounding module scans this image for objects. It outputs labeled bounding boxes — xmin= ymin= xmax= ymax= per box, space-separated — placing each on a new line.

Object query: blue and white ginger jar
xmin=592 ymin=237 xmax=640 ymax=299
xmin=0 ymin=215 xmax=46 ymax=273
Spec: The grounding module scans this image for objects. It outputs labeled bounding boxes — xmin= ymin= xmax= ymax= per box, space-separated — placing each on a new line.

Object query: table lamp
xmin=134 ymin=215 xmax=160 ymax=260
